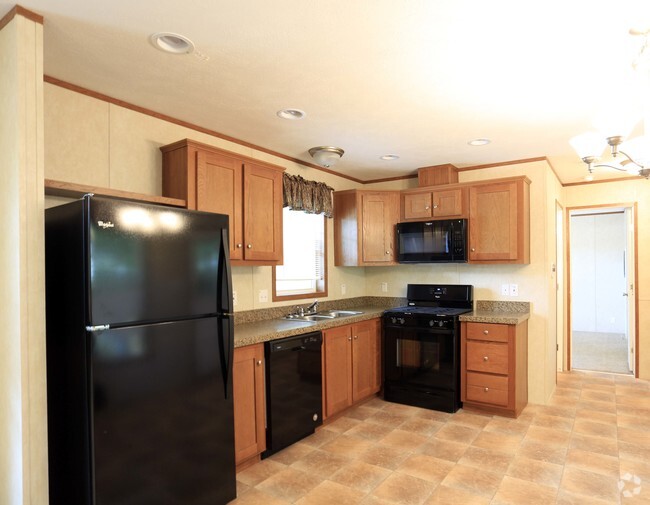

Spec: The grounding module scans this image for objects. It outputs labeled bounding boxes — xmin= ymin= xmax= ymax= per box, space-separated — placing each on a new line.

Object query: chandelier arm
xmin=593 ymin=163 xmax=628 ymax=172
xmin=616 ymin=150 xmax=645 ymax=170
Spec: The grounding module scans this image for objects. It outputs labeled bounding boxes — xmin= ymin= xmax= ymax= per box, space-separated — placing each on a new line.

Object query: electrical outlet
xmin=233 ymin=290 xmax=238 ymax=307
xmin=258 ymin=289 xmax=268 ymax=303
xmin=381 ymin=282 xmax=388 ymax=293
xmin=510 ymin=284 xmax=518 ymax=297
xmin=341 ymin=284 xmax=347 ymax=295
xmin=501 ymin=284 xmax=509 ymax=296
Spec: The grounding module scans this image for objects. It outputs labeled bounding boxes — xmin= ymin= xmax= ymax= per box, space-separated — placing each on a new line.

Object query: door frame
xmin=565 ymin=202 xmax=639 ymax=377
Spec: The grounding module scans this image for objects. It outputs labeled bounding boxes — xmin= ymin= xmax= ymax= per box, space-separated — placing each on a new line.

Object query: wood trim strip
xmin=0 ymin=5 xmax=44 ymax=31
xmin=44 ymin=178 xmax=187 ymax=207
xmin=456 ymin=157 xmax=548 ymax=172
xmin=563 ymin=174 xmax=646 ymax=187
xmin=44 ymin=76 xmax=372 ymax=184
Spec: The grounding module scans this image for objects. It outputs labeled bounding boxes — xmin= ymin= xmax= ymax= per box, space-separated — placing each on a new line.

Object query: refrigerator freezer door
xmin=87 ymin=197 xmax=229 ymax=326
xmin=91 ymin=318 xmax=236 ymax=504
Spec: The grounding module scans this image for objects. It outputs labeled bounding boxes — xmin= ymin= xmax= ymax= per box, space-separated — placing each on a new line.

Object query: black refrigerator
xmin=45 ymin=195 xmax=236 ymax=505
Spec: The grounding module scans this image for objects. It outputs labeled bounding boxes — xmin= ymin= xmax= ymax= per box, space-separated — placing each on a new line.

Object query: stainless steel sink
xmin=283 ymin=310 xmax=363 ymax=321
xmin=316 ymin=310 xmax=363 ymax=318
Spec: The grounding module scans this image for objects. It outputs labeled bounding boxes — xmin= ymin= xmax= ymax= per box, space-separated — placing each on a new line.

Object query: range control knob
xmin=391 ymin=317 xmax=397 ymax=324
xmin=398 ymin=318 xmax=405 ymax=325
xmin=437 ymin=320 xmax=445 ymax=327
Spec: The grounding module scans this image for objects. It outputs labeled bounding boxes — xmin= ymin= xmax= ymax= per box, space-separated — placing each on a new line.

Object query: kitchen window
xmin=273 ymin=207 xmax=327 ymax=300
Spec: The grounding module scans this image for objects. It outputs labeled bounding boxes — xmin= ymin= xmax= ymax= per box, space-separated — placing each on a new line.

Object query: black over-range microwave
xmin=396 ymin=219 xmax=468 ymax=263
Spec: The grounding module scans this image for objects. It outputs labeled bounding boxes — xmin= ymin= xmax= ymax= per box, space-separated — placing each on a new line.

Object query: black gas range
xmin=383 ymin=284 xmax=473 ymax=413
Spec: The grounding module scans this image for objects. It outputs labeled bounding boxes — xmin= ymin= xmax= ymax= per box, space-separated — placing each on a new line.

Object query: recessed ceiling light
xmin=468 ymin=138 xmax=491 ymax=146
xmin=380 ymin=154 xmax=400 ymax=161
xmin=150 ymin=32 xmax=195 ymax=54
xmin=277 ymin=109 xmax=306 ymax=120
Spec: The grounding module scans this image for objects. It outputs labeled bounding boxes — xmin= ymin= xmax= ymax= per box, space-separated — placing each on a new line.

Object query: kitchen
xmin=3 ymin=2 xmax=650 ymax=504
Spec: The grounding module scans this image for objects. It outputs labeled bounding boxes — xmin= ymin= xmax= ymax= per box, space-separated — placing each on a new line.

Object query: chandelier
xmin=570 ymin=28 xmax=650 ymax=180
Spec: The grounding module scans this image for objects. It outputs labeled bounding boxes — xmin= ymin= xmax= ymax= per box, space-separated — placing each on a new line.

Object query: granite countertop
xmin=459 ymin=300 xmax=530 ymax=325
xmin=233 ymin=297 xmax=403 ymax=348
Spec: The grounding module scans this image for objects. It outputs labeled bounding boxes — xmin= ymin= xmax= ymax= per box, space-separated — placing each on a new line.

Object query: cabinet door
xmin=352 ymin=319 xmax=381 ymax=402
xmin=403 ymin=192 xmax=433 ymax=220
xmin=361 ymin=192 xmax=399 ymax=263
xmin=233 ymin=344 xmax=266 ymax=464
xmin=433 ymin=188 xmax=463 ymax=217
xmin=468 ymin=181 xmax=519 ymax=261
xmin=323 ymin=325 xmax=353 ymax=419
xmin=196 ymin=151 xmax=244 ymax=260
xmin=243 ymin=163 xmax=283 ymax=262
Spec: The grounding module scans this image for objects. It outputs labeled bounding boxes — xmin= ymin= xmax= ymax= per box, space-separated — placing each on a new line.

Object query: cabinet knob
xmin=354 ymin=335 xmax=358 ymax=340
xmin=247 ymin=244 xmax=252 ymax=249
xmin=237 ymin=243 xmax=243 ymax=248
xmin=433 ymin=204 xmax=438 ymax=209
xmin=483 ymin=356 xmax=489 ymax=361
xmin=471 ymin=247 xmax=476 ymax=252
xmin=425 ymin=206 xmax=430 ymax=210
xmin=385 ymin=251 xmax=390 ymax=255
xmin=484 ymin=387 xmax=489 ymax=392
xmin=483 ymin=330 xmax=489 ymax=335
xmin=348 ymin=336 xmax=352 ymax=341
xmin=256 ymin=360 xmax=262 ymax=366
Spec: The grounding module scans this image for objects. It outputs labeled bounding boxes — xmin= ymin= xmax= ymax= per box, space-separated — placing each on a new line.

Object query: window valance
xmin=282 ymin=174 xmax=334 ymax=218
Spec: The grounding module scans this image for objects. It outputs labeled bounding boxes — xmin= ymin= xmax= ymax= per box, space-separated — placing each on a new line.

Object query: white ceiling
xmin=4 ymin=0 xmax=650 ymax=184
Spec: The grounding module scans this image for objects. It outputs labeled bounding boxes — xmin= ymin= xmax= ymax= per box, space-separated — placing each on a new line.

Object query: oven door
xmin=383 ymin=323 xmax=458 ymax=391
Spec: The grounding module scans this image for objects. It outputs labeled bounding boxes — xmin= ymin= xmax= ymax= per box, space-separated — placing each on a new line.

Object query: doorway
xmin=567 ymin=205 xmax=637 ymax=376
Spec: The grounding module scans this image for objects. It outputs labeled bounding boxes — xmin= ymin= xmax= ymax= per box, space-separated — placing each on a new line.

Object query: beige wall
xmin=565 ymin=180 xmax=650 ymax=378
xmin=0 ymin=11 xmax=47 ymax=505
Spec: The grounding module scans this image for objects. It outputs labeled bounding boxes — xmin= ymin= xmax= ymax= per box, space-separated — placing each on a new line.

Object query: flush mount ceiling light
xmin=308 ymin=146 xmax=344 ymax=168
xmin=277 ymin=108 xmax=306 ymax=120
xmin=468 ymin=138 xmax=491 ymax=146
xmin=380 ymin=154 xmax=400 ymax=161
xmin=149 ymin=32 xmax=195 ymax=54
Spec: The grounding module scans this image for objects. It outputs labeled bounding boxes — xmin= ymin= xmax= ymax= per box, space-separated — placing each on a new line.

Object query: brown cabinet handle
xmin=484 ymin=387 xmax=489 ymax=392
xmin=483 ymin=330 xmax=489 ymax=335
xmin=483 ymin=356 xmax=489 ymax=361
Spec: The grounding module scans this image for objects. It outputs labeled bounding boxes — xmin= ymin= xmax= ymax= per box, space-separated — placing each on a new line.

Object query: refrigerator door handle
xmin=219 ymin=228 xmax=234 ymax=399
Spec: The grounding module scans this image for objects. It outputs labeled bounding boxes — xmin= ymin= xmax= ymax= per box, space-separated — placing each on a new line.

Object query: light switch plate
xmin=510 ymin=284 xmax=519 ymax=297
xmin=341 ymin=284 xmax=347 ymax=295
xmin=381 ymin=282 xmax=388 ymax=293
xmin=258 ymin=289 xmax=268 ymax=303
xmin=501 ymin=284 xmax=509 ymax=296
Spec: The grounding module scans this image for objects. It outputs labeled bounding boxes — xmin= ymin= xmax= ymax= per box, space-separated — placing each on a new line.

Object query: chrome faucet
xmin=306 ymin=300 xmax=319 ymax=314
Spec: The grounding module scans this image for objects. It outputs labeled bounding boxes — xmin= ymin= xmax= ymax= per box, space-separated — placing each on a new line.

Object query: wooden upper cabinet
xmin=242 ymin=162 xmax=283 ymax=262
xmin=402 ymin=188 xmax=464 ymax=221
xmin=196 ymin=150 xmax=243 ymax=260
xmin=468 ymin=178 xmax=530 ymax=264
xmin=334 ymin=190 xmax=399 ymax=266
xmin=161 ymin=139 xmax=284 ymax=265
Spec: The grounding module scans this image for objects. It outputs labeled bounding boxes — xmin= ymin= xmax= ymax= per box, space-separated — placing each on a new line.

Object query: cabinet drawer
xmin=466 ymin=322 xmax=509 ymax=343
xmin=466 ymin=341 xmax=508 ymax=374
xmin=466 ymin=372 xmax=508 ymax=406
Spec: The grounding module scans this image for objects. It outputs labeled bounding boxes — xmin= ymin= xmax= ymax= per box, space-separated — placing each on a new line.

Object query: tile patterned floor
xmin=233 ymin=371 xmax=650 ymax=504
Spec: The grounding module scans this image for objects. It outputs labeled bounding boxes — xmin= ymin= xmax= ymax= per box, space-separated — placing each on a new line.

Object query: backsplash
xmin=234 ymin=296 xmax=407 ymax=324
xmin=475 ymin=300 xmax=530 ymax=313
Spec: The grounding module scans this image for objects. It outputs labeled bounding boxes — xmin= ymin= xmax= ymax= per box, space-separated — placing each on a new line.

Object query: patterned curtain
xmin=282 ymin=174 xmax=334 ymax=218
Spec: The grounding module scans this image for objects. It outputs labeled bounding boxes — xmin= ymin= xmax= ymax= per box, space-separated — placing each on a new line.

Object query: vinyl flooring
xmin=233 ymin=370 xmax=650 ymax=504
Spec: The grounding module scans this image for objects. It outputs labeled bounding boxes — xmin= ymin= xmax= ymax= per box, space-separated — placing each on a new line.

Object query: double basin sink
xmin=284 ymin=310 xmax=363 ymax=322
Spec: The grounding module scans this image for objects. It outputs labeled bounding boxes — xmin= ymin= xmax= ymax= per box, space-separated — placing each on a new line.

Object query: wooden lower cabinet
xmin=322 ymin=318 xmax=381 ymax=419
xmin=233 ymin=344 xmax=266 ymax=466
xmin=461 ymin=321 xmax=528 ymax=418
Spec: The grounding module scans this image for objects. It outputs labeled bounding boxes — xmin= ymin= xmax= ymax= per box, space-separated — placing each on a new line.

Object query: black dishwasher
xmin=262 ymin=331 xmax=323 ymax=458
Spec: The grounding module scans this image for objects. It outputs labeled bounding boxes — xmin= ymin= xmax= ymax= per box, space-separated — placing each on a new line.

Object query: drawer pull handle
xmin=483 ymin=356 xmax=489 ymax=361
xmin=256 ymin=360 xmax=262 ymax=366
xmin=483 ymin=330 xmax=489 ymax=335
xmin=484 ymin=387 xmax=489 ymax=392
